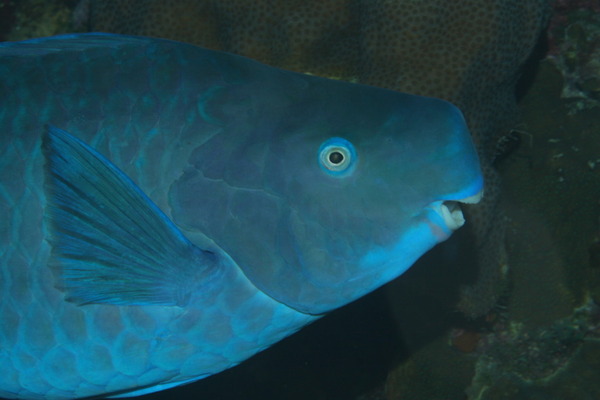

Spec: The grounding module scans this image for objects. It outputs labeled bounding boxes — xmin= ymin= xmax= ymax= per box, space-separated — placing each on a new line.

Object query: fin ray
xmin=43 ymin=125 xmax=217 ymax=306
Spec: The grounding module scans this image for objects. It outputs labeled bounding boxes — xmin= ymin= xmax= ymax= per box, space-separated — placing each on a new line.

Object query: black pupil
xmin=328 ymin=151 xmax=344 ymax=164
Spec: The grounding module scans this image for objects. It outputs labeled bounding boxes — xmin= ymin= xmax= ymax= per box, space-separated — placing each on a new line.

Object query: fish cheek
xmin=287 ymin=207 xmax=361 ymax=287
xmin=284 ymin=178 xmax=382 ymax=285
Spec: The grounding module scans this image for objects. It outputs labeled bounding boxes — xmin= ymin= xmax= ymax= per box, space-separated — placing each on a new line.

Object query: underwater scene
xmin=0 ymin=0 xmax=599 ymax=399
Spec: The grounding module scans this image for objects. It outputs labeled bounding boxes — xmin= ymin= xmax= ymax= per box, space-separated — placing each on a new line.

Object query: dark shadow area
xmin=516 ymin=29 xmax=549 ymax=102
xmin=384 ymin=226 xmax=486 ymax=352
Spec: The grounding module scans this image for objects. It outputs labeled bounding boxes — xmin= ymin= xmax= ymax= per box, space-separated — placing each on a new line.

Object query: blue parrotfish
xmin=0 ymin=33 xmax=483 ymax=399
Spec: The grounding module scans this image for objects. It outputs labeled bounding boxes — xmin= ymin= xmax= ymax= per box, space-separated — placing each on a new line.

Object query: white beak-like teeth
xmin=440 ymin=201 xmax=466 ymax=230
xmin=430 ymin=189 xmax=483 ymax=232
xmin=460 ymin=190 xmax=484 ymax=204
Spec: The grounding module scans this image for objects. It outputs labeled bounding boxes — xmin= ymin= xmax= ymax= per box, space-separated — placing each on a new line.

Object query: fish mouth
xmin=433 ymin=190 xmax=484 ymax=232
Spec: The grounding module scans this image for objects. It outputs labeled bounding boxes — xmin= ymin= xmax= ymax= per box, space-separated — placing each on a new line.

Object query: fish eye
xmin=318 ymin=137 xmax=357 ymax=177
xmin=328 ymin=151 xmax=344 ymax=164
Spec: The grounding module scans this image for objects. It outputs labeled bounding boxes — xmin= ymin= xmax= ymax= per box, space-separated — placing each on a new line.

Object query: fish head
xmin=171 ymin=74 xmax=483 ymax=315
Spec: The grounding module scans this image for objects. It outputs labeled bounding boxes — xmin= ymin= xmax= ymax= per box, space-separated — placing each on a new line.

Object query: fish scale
xmin=1 ymin=33 xmax=482 ymax=398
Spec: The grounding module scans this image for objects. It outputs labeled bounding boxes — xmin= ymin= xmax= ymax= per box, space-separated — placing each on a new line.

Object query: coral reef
xmin=548 ymin=0 xmax=600 ymax=55
xmin=466 ymin=299 xmax=600 ymax=400
xmin=548 ymin=4 xmax=600 ymax=113
xmin=386 ymin=4 xmax=600 ymax=398
xmin=1 ymin=0 xmax=78 ymax=41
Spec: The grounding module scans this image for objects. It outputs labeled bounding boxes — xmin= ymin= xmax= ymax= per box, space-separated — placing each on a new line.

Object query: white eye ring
xmin=318 ymin=137 xmax=357 ymax=177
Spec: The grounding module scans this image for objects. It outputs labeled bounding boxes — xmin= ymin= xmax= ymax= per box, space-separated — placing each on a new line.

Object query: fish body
xmin=0 ymin=34 xmax=482 ymax=399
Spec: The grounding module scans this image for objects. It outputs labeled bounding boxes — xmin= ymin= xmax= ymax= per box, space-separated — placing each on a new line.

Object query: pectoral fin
xmin=42 ymin=125 xmax=217 ymax=307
